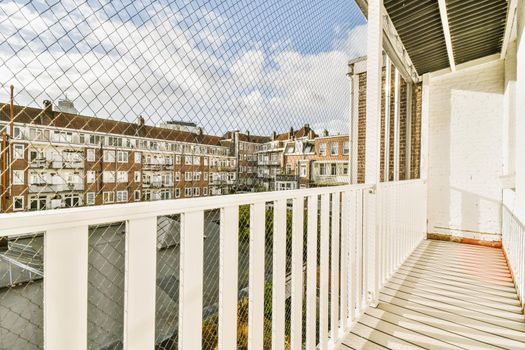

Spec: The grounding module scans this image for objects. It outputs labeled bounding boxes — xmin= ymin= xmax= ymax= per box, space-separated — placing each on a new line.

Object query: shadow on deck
xmin=338 ymin=240 xmax=525 ymax=350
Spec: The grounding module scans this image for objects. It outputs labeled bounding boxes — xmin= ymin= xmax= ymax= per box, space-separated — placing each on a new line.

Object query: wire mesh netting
xmin=0 ymin=0 xmax=367 ymax=349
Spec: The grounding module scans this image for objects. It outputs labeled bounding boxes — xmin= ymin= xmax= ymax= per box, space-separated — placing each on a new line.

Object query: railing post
xmin=330 ymin=192 xmax=340 ymax=342
xmin=319 ymin=194 xmax=330 ymax=350
xmin=365 ymin=0 xmax=383 ymax=307
xmin=124 ymin=217 xmax=157 ymax=350
xmin=248 ymin=202 xmax=265 ymax=350
xmin=305 ymin=195 xmax=318 ymax=349
xmin=179 ymin=210 xmax=204 ymax=350
xmin=271 ymin=200 xmax=287 ymax=350
xmin=44 ymin=225 xmax=88 ymax=350
xmin=219 ymin=206 xmax=239 ymax=350
xmin=290 ymin=196 xmax=304 ymax=350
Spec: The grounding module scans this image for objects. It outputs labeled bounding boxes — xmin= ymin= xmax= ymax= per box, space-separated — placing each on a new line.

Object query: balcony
xmin=28 ymin=183 xmax=84 ymax=193
xmin=1 ymin=0 xmax=525 ymax=349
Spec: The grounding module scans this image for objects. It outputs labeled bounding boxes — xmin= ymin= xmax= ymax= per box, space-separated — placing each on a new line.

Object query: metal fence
xmin=0 ymin=0 xmax=366 ymax=349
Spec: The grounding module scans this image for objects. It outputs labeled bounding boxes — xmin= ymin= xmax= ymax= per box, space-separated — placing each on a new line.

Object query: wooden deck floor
xmin=338 ymin=240 xmax=525 ymax=350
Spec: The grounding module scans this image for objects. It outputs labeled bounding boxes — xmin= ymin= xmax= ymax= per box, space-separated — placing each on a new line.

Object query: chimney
xmin=42 ymin=99 xmax=54 ymax=123
xmin=197 ymin=127 xmax=203 ymax=136
xmin=272 ymin=131 xmax=277 ymax=140
xmin=137 ymin=115 xmax=145 ymax=127
xmin=308 ymin=130 xmax=315 ymax=139
xmin=323 ymin=129 xmax=329 ymax=137
xmin=289 ymin=127 xmax=294 ymax=140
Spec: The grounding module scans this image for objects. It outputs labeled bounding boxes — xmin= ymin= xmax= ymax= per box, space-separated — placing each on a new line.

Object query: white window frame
xmin=103 ymin=191 xmax=114 ymax=204
xmin=134 ymin=190 xmax=141 ymax=201
xmin=331 ymin=142 xmax=339 ymax=156
xmin=13 ymin=144 xmax=25 ymax=160
xmin=86 ymin=192 xmax=95 ymax=205
xmin=116 ymin=190 xmax=128 ymax=203
xmin=134 ymin=152 xmax=142 ymax=163
xmin=134 ymin=171 xmax=141 ymax=182
xmin=175 ymin=188 xmax=181 ymax=198
xmin=117 ymin=151 xmax=129 ymax=163
xmin=319 ymin=143 xmax=327 ymax=156
xmin=87 ymin=148 xmax=95 ymax=162
xmin=117 ymin=171 xmax=128 ymax=183
xmin=184 ymin=188 xmax=192 ymax=197
xmin=87 ymin=170 xmax=96 ymax=184
xmin=13 ymin=170 xmax=24 ymax=185
xmin=13 ymin=196 xmax=24 ymax=211
xmin=103 ymin=150 xmax=115 ymax=162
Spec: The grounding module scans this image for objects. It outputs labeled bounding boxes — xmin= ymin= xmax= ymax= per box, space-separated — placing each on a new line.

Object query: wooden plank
xmin=378 ymin=293 xmax=525 ymax=345
xmin=319 ymin=194 xmax=330 ymax=350
xmin=350 ymin=323 xmax=424 ymax=350
xmin=290 ymin=196 xmax=304 ymax=350
xmin=271 ymin=200 xmax=287 ymax=350
xmin=376 ymin=302 xmax=524 ymax=350
xmin=358 ymin=313 xmax=462 ymax=350
xmin=248 ymin=202 xmax=266 ymax=350
xmin=340 ymin=332 xmax=388 ymax=350
xmin=44 ymin=225 xmax=88 ymax=350
xmin=179 ymin=211 xmax=204 ymax=350
xmin=219 ymin=206 xmax=239 ymax=350
xmin=305 ymin=195 xmax=318 ymax=350
xmin=124 ymin=217 xmax=157 ymax=350
xmin=388 ymin=276 xmax=523 ymax=313
xmin=381 ymin=287 xmax=525 ymax=332
xmin=331 ymin=192 xmax=341 ymax=341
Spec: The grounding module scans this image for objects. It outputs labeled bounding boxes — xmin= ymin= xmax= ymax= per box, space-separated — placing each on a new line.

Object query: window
xmin=13 ymin=170 xmax=24 ymax=185
xmin=204 ymin=157 xmax=208 ymax=166
xmin=116 ymin=190 xmax=128 ymax=203
xmin=134 ymin=190 xmax=141 ymax=201
xmin=331 ymin=142 xmax=339 ymax=156
xmin=134 ymin=152 xmax=142 ymax=163
xmin=87 ymin=170 xmax=96 ymax=184
xmin=87 ymin=148 xmax=95 ymax=162
xmin=86 ymin=192 xmax=95 ymax=205
xmin=117 ymin=151 xmax=128 ymax=163
xmin=343 ymin=141 xmax=349 ymax=155
xmin=175 ymin=188 xmax=181 ymax=198
xmin=29 ymin=149 xmax=42 ymax=162
xmin=117 ymin=171 xmax=128 ymax=183
xmin=175 ymin=172 xmax=181 ymax=181
xmin=64 ymin=194 xmax=81 ymax=208
xmin=203 ymin=187 xmax=208 ymax=196
xmin=103 ymin=191 xmax=114 ymax=203
xmin=319 ymin=163 xmax=326 ymax=176
xmin=30 ymin=195 xmax=47 ymax=211
xmin=134 ymin=171 xmax=141 ymax=182
xmin=13 ymin=144 xmax=24 ymax=160
xmin=13 ymin=196 xmax=24 ymax=211
xmin=204 ymin=172 xmax=208 ymax=181
xmin=184 ymin=188 xmax=192 ymax=197
xmin=342 ymin=164 xmax=349 ymax=175
xmin=103 ymin=150 xmax=115 ymax=162
xmin=184 ymin=156 xmax=192 ymax=165
xmin=331 ymin=163 xmax=337 ymax=175
xmin=193 ymin=156 xmax=200 ymax=165
xmin=193 ymin=187 xmax=200 ymax=196
xmin=300 ymin=164 xmax=307 ymax=177
xmin=194 ymin=172 xmax=201 ymax=181
xmin=13 ymin=127 xmax=23 ymax=139
xmin=184 ymin=172 xmax=192 ymax=181
xmin=102 ymin=171 xmax=115 ymax=183
xmin=175 ymin=155 xmax=181 ymax=164
xmin=319 ymin=143 xmax=326 ymax=156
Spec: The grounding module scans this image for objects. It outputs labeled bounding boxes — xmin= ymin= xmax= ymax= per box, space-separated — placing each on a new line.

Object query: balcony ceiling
xmin=383 ymin=0 xmax=508 ymax=74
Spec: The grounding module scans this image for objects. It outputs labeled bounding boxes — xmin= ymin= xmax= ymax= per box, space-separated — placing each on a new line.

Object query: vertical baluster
xmin=125 ymin=217 xmax=157 ymax=350
xmin=272 ymin=199 xmax=287 ymax=350
xmin=248 ymin=202 xmax=265 ymax=350
xmin=319 ymin=194 xmax=330 ymax=350
xmin=340 ymin=191 xmax=349 ymax=329
xmin=179 ymin=211 xmax=204 ymax=350
xmin=348 ymin=190 xmax=357 ymax=323
xmin=330 ymin=192 xmax=340 ymax=342
xmin=219 ymin=206 xmax=239 ymax=350
xmin=356 ymin=190 xmax=364 ymax=314
xmin=44 ymin=225 xmax=89 ymax=350
xmin=305 ymin=195 xmax=318 ymax=350
xmin=291 ymin=196 xmax=304 ymax=350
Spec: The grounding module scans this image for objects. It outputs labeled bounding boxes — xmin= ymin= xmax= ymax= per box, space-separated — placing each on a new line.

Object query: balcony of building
xmin=1 ymin=0 xmax=525 ymax=350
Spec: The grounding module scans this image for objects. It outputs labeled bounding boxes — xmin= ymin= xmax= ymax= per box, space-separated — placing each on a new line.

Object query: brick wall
xmin=355 ymin=67 xmax=422 ymax=183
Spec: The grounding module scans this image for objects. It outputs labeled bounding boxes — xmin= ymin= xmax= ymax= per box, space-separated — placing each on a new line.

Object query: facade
xmin=0 ymin=103 xmax=352 ymax=213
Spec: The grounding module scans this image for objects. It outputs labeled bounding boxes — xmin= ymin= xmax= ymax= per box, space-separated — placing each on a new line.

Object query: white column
xmin=515 ymin=0 xmax=525 ymax=220
xmin=420 ymin=73 xmax=430 ymax=181
xmin=384 ymin=57 xmax=392 ymax=182
xmin=393 ymin=69 xmax=401 ymax=181
xmin=364 ymin=0 xmax=383 ymax=307
xmin=124 ymin=217 xmax=157 ymax=350
xmin=44 ymin=226 xmax=88 ymax=350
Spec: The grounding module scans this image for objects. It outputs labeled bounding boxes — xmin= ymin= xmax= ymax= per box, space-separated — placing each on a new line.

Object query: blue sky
xmin=0 ymin=0 xmax=367 ymax=136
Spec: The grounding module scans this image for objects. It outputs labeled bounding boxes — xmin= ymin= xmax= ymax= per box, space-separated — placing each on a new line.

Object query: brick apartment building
xmin=0 ymin=100 xmax=351 ymax=212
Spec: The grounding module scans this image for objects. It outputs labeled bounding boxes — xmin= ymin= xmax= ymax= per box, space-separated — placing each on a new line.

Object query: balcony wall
xmin=426 ymin=59 xmax=505 ymax=243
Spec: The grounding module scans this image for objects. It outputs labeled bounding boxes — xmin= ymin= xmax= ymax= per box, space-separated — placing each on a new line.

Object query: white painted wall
xmin=427 ymin=59 xmax=505 ymax=241
xmin=514 ymin=0 xmax=525 ymax=222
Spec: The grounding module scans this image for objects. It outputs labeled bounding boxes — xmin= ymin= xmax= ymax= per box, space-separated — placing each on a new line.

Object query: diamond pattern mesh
xmin=0 ymin=0 xmax=366 ymax=348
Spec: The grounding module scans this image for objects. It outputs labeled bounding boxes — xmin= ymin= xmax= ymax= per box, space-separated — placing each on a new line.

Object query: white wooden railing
xmin=502 ymin=189 xmax=525 ymax=308
xmin=0 ymin=179 xmax=427 ymax=350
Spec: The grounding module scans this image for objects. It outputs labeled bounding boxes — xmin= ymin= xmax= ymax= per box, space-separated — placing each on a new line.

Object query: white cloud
xmin=0 ymin=1 xmax=367 ymax=136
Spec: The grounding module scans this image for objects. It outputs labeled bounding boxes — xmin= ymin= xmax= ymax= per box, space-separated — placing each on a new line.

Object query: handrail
xmin=0 ymin=183 xmax=373 ymax=236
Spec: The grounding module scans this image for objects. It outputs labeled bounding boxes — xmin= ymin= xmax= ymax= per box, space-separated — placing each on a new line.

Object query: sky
xmin=0 ymin=0 xmax=367 ymax=136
